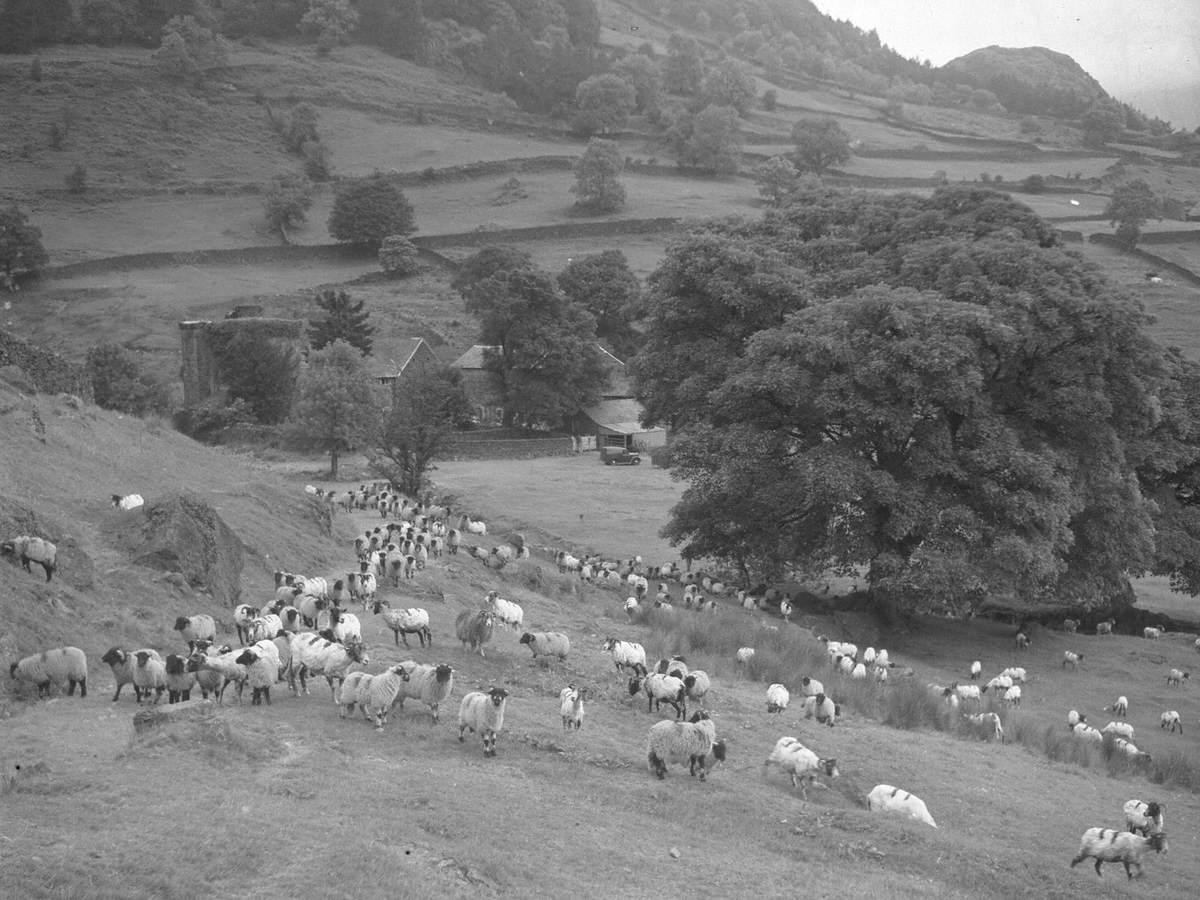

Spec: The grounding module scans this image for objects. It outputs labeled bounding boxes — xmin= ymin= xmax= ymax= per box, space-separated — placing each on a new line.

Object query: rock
xmin=132 ymin=699 xmax=217 ymax=734
xmin=668 ymin=847 xmax=681 ymax=859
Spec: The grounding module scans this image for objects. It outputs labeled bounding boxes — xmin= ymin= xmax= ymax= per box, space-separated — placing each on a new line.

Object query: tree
xmin=262 ymin=173 xmax=314 ymax=238
xmin=371 ymin=367 xmax=472 ymax=495
xmin=327 ymin=175 xmax=415 ymax=246
xmin=153 ymin=15 xmax=227 ymax=83
xmin=700 ymin=59 xmax=756 ymax=116
xmin=557 ymin=250 xmax=642 ymax=358
xmin=281 ymin=103 xmax=320 ymax=153
xmin=562 ymin=0 xmax=600 ymax=46
xmin=1106 ymin=179 xmax=1158 ymax=247
xmin=299 ymin=0 xmax=359 ymax=52
xmin=753 ymin=155 xmax=799 ymax=206
xmin=85 ymin=344 xmax=171 ymax=417
xmin=378 ymin=235 xmax=421 ymax=276
xmin=308 ymin=288 xmax=375 ymax=355
xmin=1083 ymin=100 xmax=1125 ymax=146
xmin=572 ymin=74 xmax=637 ymax=135
xmin=663 ymin=33 xmax=705 ymax=95
xmin=0 ymin=204 xmax=48 ymax=290
xmin=632 ymin=185 xmax=1199 ymax=615
xmin=613 ymin=54 xmax=661 ymax=114
xmin=790 ymin=117 xmax=852 ymax=173
xmin=217 ymin=331 xmax=300 ymax=424
xmin=288 ymin=340 xmax=381 ymax=477
xmin=570 ymin=138 xmax=626 ymax=213
xmin=669 ymin=105 xmax=742 ymax=176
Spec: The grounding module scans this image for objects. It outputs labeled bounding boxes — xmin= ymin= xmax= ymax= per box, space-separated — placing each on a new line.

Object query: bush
xmin=173 ymin=398 xmax=254 ymax=442
xmin=328 ymin=174 xmax=415 ymax=246
xmin=30 ymin=57 xmax=42 ymax=82
xmin=86 ymin=344 xmax=172 ymax=416
xmin=65 ymin=164 xmax=88 ymax=194
xmin=378 ymin=235 xmax=420 ymax=276
xmin=761 ymin=89 xmax=776 ymax=111
xmin=1022 ymin=174 xmax=1046 ymax=194
xmin=262 ymin=173 xmax=314 ymax=235
xmin=302 ymin=139 xmax=332 ymax=181
xmin=282 ymin=103 xmax=320 ymax=153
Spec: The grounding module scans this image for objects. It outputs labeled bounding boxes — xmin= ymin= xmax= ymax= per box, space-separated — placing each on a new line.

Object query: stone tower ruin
xmin=178 ymin=317 xmax=305 ymax=407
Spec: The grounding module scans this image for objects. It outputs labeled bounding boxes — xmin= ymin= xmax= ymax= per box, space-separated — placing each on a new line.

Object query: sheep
xmin=623 ymin=597 xmax=639 ymax=620
xmin=1014 ymin=631 xmax=1030 ymax=651
xmin=163 ymin=653 xmax=195 ymax=703
xmin=1073 ymin=723 xmax=1104 ymax=742
xmin=560 ymin=685 xmax=585 ymax=731
xmin=248 ymin=614 xmax=283 ymax=645
xmin=1096 ymin=619 xmax=1114 ymax=635
xmin=800 ymin=676 xmax=824 ymax=697
xmin=999 ymin=667 xmax=1026 ymax=683
xmin=233 ymin=604 xmax=258 ymax=646
xmin=9 ymin=646 xmax=87 ymax=698
xmin=485 ymin=591 xmax=524 ymax=631
xmin=1062 ymin=650 xmax=1083 ymax=669
xmin=982 ymin=674 xmax=1012 ymax=695
xmin=802 ymin=692 xmax=839 ymax=726
xmin=682 ymin=670 xmax=710 ymax=706
xmin=364 ymin=664 xmax=411 ymax=729
xmin=132 ymin=650 xmax=167 ymax=704
xmin=393 ymin=661 xmax=455 ymax=723
xmin=850 ymin=662 xmax=868 ymax=680
xmin=653 ymin=655 xmax=688 ymax=680
xmin=458 ymin=686 xmax=509 ymax=756
xmin=763 ymin=736 xmax=839 ymax=799
xmin=630 ymin=672 xmax=687 ymax=719
xmin=1143 ymin=626 xmax=1162 ymax=640
xmin=173 ymin=614 xmax=217 ymax=652
xmin=1003 ymin=685 xmax=1021 ymax=706
xmin=371 ymin=601 xmax=432 ymax=649
xmin=289 ymin=633 xmax=369 ymax=701
xmin=1160 ymin=710 xmax=1182 ymax=734
xmin=459 ymin=514 xmax=487 ymax=536
xmin=186 ymin=646 xmax=247 ymax=703
xmin=110 ymin=493 xmax=144 ymax=510
xmin=100 ymin=647 xmax=162 ymax=702
xmin=455 ymin=608 xmax=494 ymax=657
xmin=1123 ymin=799 xmax=1166 ymax=837
xmin=518 ymin=631 xmax=570 ymax=661
xmin=1195 ymin=636 xmax=1200 ymax=653
xmin=1 ymin=535 xmax=57 ymax=582
xmin=735 ymin=647 xmax=755 ymax=666
xmin=1165 ymin=668 xmax=1189 ymax=686
xmin=875 ymin=648 xmax=891 ymax=669
xmin=602 ymin=638 xmax=646 ymax=674
xmin=969 ymin=660 xmax=981 ymax=681
xmin=647 ymin=710 xmax=721 ymax=781
xmin=947 ymin=683 xmax=981 ymax=704
xmin=1103 ymin=720 xmax=1135 ymax=741
xmin=866 ymin=784 xmax=938 ymax=828
xmin=1063 ymin=618 xmax=1079 ymax=633
xmin=766 ymin=683 xmax=790 ymax=713
xmin=234 ymin=645 xmax=277 ymax=706
xmin=324 ymin=607 xmax=362 ymax=644
xmin=964 ymin=711 xmax=1005 ymax=743
xmin=1067 ymin=709 xmax=1086 ymax=729
xmin=338 ymin=670 xmax=373 ymax=719
xmin=1069 ymin=827 xmax=1167 ymax=879
xmin=1112 ymin=737 xmax=1152 ymax=764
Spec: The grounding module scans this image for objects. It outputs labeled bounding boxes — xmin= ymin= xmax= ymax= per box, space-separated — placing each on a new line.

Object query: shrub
xmin=282 ymin=103 xmax=320 ymax=153
xmin=48 ymin=122 xmax=64 ymax=150
xmin=86 ymin=344 xmax=172 ymax=416
xmin=65 ymin=164 xmax=88 ymax=194
xmin=262 ymin=173 xmax=314 ymax=235
xmin=1022 ymin=174 xmax=1046 ymax=193
xmin=761 ymin=89 xmax=776 ymax=111
xmin=328 ymin=174 xmax=414 ymax=246
xmin=30 ymin=57 xmax=42 ymax=82
xmin=378 ymin=235 xmax=420 ymax=276
xmin=173 ymin=398 xmax=254 ymax=442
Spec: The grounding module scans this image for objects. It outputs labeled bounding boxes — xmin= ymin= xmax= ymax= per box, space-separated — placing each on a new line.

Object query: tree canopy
xmin=0 ymin=204 xmax=48 ymax=290
xmin=308 ymin=288 xmax=375 ymax=355
xmin=570 ymin=138 xmax=626 ymax=213
xmin=631 ymin=185 xmax=1200 ymax=616
xmin=557 ymin=250 xmax=643 ymax=359
xmin=572 ymin=73 xmax=636 ymax=135
xmin=1105 ymin=179 xmax=1158 ymax=247
xmin=790 ymin=117 xmax=852 ymax=173
xmin=327 ymin=175 xmax=415 ymax=246
xmin=288 ymin=340 xmax=382 ymax=478
xmin=371 ymin=367 xmax=472 ymax=496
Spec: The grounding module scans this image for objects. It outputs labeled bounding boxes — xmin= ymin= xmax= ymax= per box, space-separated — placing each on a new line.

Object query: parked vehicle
xmin=601 ymin=446 xmax=641 ymax=466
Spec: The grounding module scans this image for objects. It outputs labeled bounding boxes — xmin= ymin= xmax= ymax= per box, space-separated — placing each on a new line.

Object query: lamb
xmin=364 ymin=664 xmax=411 ymax=729
xmin=132 ymin=649 xmax=167 ymax=704
xmin=763 ymin=736 xmax=839 ymax=799
xmin=1111 ymin=696 xmax=1128 ymax=718
xmin=735 ymin=647 xmax=756 ymax=666
xmin=1160 ymin=710 xmax=1182 ymax=734
xmin=163 ymin=653 xmax=195 ymax=703
xmin=1102 ymin=721 xmax=1135 ymax=741
xmin=485 ymin=591 xmax=524 ymax=631
xmin=647 ymin=710 xmax=721 ymax=781
xmin=100 ymin=647 xmax=162 ymax=702
xmin=518 ymin=631 xmax=571 ymax=661
xmin=630 ymin=672 xmax=687 ymax=719
xmin=338 ymin=671 xmax=374 ymax=720
xmin=602 ymin=638 xmax=646 ymax=674
xmin=802 ymin=692 xmax=839 ymax=726
xmin=173 ymin=614 xmax=217 ymax=652
xmin=682 ymin=670 xmax=710 ymax=706
xmin=800 ymin=676 xmax=824 ymax=697
xmin=234 ymin=645 xmax=277 ymax=706
xmin=969 ymin=660 xmax=981 ymax=681
xmin=1069 ymin=827 xmax=1167 ymax=879
xmin=393 ymin=661 xmax=455 ymax=723
xmin=110 ymin=493 xmax=144 ymax=510
xmin=458 ymin=686 xmax=509 ymax=756
xmin=372 ymin=601 xmax=432 ymax=649
xmin=2 ymin=535 xmax=57 ymax=581
xmin=559 ymin=685 xmax=585 ymax=731
xmin=766 ymin=683 xmax=790 ymax=713
xmin=1165 ymin=668 xmax=1189 ymax=686
xmin=1143 ymin=626 xmax=1162 ymax=640
xmin=9 ymin=646 xmax=87 ymax=698
xmin=455 ymin=608 xmax=494 ymax=657
xmin=866 ymin=784 xmax=938 ymax=828
xmin=1123 ymin=799 xmax=1166 ymax=837
xmin=964 ymin=711 xmax=1005 ymax=743
xmin=1062 ymin=650 xmax=1083 ymax=669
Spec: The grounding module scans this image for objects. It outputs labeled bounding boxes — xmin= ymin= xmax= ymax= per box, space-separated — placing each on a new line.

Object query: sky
xmin=812 ymin=0 xmax=1200 ymax=128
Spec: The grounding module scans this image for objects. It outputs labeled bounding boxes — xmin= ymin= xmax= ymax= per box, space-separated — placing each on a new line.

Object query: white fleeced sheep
xmin=1068 ymin=709 xmax=1086 ymax=729
xmin=1062 ymin=650 xmax=1083 ymax=669
xmin=2 ymin=535 xmax=58 ymax=582
xmin=518 ymin=631 xmax=571 ymax=660
xmin=969 ymin=660 xmax=981 ymax=680
xmin=647 ymin=711 xmax=720 ymax=781
xmin=802 ymin=692 xmax=839 ymax=726
xmin=559 ymin=685 xmax=585 ymax=731
xmin=862 ymin=647 xmax=876 ymax=665
xmin=1102 ymin=721 xmax=1135 ymax=741
xmin=1003 ymin=685 xmax=1021 ymax=706
xmin=1123 ymin=799 xmax=1166 ymax=837
xmin=1195 ymin=636 xmax=1200 ymax=653
xmin=1112 ymin=737 xmax=1151 ymax=763
xmin=630 ymin=672 xmax=687 ymax=719
xmin=736 ymin=647 xmax=755 ymax=666
xmin=948 ymin=683 xmax=981 ymax=704
xmin=1160 ymin=710 xmax=1182 ymax=734
xmin=249 ymin=614 xmax=283 ymax=644
xmin=1166 ymin=668 xmax=1189 ymax=686
xmin=800 ymin=676 xmax=824 ymax=697
xmin=132 ymin=649 xmax=167 ymax=704
xmin=458 ymin=686 xmax=509 ymax=756
xmin=324 ymin=608 xmax=361 ymax=644
xmin=338 ymin=670 xmax=373 ymax=719
xmin=1111 ymin=695 xmax=1128 ymax=717
xmin=764 ymin=736 xmax=839 ymax=799
xmin=1143 ymin=626 xmax=1162 ymax=640
xmin=455 ymin=608 xmax=494 ymax=657
xmin=173 ymin=614 xmax=216 ymax=652
xmin=851 ymin=662 xmax=868 ymax=680
xmin=163 ymin=653 xmax=195 ymax=703
xmin=373 ymin=601 xmax=432 ymax=649
xmin=364 ymin=664 xmax=411 ymax=729
xmin=1069 ymin=827 xmax=1167 ymax=879
xmin=867 ymin=784 xmax=938 ymax=828
xmin=288 ymin=633 xmax=369 ymax=700
xmin=683 ymin=670 xmax=710 ymax=706
xmin=766 ymin=683 xmax=790 ymax=713
xmin=100 ymin=647 xmax=162 ymax=702
xmin=485 ymin=591 xmax=523 ymax=630
xmin=623 ymin=597 xmax=639 ymax=619
xmin=653 ymin=655 xmax=688 ymax=679
xmin=603 ymin=638 xmax=646 ymax=674
xmin=999 ymin=667 xmax=1026 ymax=683
xmin=1096 ymin=619 xmax=1114 ymax=635
xmin=186 ymin=646 xmax=246 ymax=703
xmin=393 ymin=661 xmax=455 ymax=723
xmin=964 ymin=711 xmax=1005 ymax=743
xmin=233 ymin=604 xmax=258 ymax=646
xmin=234 ymin=645 xmax=277 ymax=706
xmin=9 ymin=646 xmax=87 ymax=698
xmin=1073 ymin=722 xmax=1103 ymax=742
xmin=110 ymin=493 xmax=144 ymax=510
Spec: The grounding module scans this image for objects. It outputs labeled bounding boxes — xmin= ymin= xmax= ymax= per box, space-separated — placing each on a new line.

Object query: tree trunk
xmin=329 ymin=446 xmax=340 ymax=479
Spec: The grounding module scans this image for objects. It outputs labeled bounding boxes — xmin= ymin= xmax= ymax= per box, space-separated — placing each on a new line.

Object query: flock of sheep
xmin=5 ymin=481 xmax=1199 ymax=881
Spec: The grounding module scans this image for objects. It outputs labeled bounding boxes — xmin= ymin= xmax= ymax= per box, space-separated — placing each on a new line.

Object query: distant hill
xmin=941 ymin=45 xmax=1109 ymax=118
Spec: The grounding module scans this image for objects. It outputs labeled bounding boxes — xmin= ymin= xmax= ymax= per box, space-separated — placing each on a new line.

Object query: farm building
xmin=370 ymin=337 xmax=441 ymax=389
xmin=451 ymin=344 xmax=506 ymax=426
xmin=573 ymin=398 xmax=666 ymax=452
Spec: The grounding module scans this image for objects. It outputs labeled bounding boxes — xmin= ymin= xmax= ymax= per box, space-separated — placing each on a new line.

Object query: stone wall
xmin=178 ymin=318 xmax=306 ymax=407
xmin=0 ymin=330 xmax=92 ymax=399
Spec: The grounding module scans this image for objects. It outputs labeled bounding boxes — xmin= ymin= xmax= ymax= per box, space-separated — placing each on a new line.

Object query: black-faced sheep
xmin=1160 ymin=711 xmax=1182 ymax=734
xmin=455 ymin=608 xmax=494 ymax=657
xmin=132 ymin=649 xmax=167 ymax=704
xmin=1062 ymin=650 xmax=1083 ymax=669
xmin=9 ymin=646 xmax=87 ymax=698
xmin=100 ymin=647 xmax=161 ymax=702
xmin=1111 ymin=695 xmax=1128 ymax=718
xmin=964 ymin=711 xmax=1005 ymax=743
xmin=111 ymin=493 xmax=144 ymax=510
xmin=647 ymin=711 xmax=720 ymax=781
xmin=603 ymin=638 xmax=645 ymax=674
xmin=560 ymin=685 xmax=585 ymax=731
xmin=173 ymin=614 xmax=217 ymax=652
xmin=393 ymin=661 xmax=455 ymax=723
xmin=764 ymin=736 xmax=839 ymax=799
xmin=629 ymin=672 xmax=686 ymax=719
xmin=364 ymin=665 xmax=411 ymax=729
xmin=519 ymin=631 xmax=570 ymax=661
xmin=338 ymin=671 xmax=374 ymax=720
xmin=652 ymin=655 xmax=688 ymax=680
xmin=683 ymin=670 xmax=710 ymax=707
xmin=2 ymin=535 xmax=57 ymax=582
xmin=867 ymin=784 xmax=938 ymax=828
xmin=802 ymin=692 xmax=839 ymax=726
xmin=234 ymin=645 xmax=277 ymax=706
xmin=1069 ymin=827 xmax=1167 ymax=879
xmin=288 ymin=633 xmax=369 ymax=700
xmin=766 ymin=683 xmax=789 ymax=713
xmin=1166 ymin=668 xmax=1189 ymax=686
xmin=485 ymin=591 xmax=523 ymax=631
xmin=458 ymin=686 xmax=509 ymax=756
xmin=233 ymin=604 xmax=257 ymax=646
xmin=1123 ymin=799 xmax=1165 ymax=837
xmin=163 ymin=653 xmax=195 ymax=703
xmin=186 ymin=647 xmax=246 ymax=703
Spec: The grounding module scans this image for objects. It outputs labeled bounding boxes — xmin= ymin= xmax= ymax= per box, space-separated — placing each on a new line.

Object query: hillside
xmin=942 ymin=45 xmax=1109 ymax=118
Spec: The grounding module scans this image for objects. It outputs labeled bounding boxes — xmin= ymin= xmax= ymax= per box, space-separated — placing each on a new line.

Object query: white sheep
xmin=163 ymin=653 xmax=195 ymax=703
xmin=1195 ymin=636 xmax=1200 ymax=653
xmin=969 ymin=660 xmax=981 ymax=680
xmin=1062 ymin=650 xmax=1083 ymax=669
xmin=173 ymin=614 xmax=217 ymax=652
xmin=338 ymin=670 xmax=373 ymax=719
xmin=559 ymin=685 xmax=585 ymax=731
xmin=1067 ymin=709 xmax=1086 ymax=729
xmin=1160 ymin=710 xmax=1182 ymax=734
xmin=1111 ymin=695 xmax=1128 ymax=717
xmin=323 ymin=607 xmax=361 ymax=644
xmin=866 ymin=784 xmax=938 ymax=828
xmin=132 ymin=649 xmax=167 ymax=704
xmin=948 ymin=683 xmax=981 ymax=704
xmin=1096 ymin=620 xmax=1114 ymax=635
xmin=1073 ymin=722 xmax=1103 ymax=742
xmin=1069 ymin=827 xmax=1167 ymax=879
xmin=766 ymin=683 xmax=790 ymax=713
xmin=999 ymin=667 xmax=1026 ymax=683
xmin=836 ymin=654 xmax=854 ymax=676
xmin=800 ymin=676 xmax=824 ymax=697
xmin=647 ymin=711 xmax=721 ymax=781
xmin=629 ymin=671 xmax=687 ymax=719
xmin=802 ymin=692 xmax=838 ymax=726
xmin=393 ymin=661 xmax=455 ymax=723
xmin=1112 ymin=737 xmax=1151 ymax=763
xmin=9 ymin=646 xmax=87 ymax=698
xmin=735 ymin=647 xmax=756 ymax=666
xmin=1003 ymin=685 xmax=1021 ymax=706
xmin=964 ymin=711 xmax=1005 ymax=743
xmin=364 ymin=664 xmax=411 ymax=729
xmin=249 ymin=614 xmax=283 ymax=644
xmin=875 ymin=649 xmax=890 ymax=668
xmin=289 ymin=633 xmax=369 ymax=700
xmin=372 ymin=601 xmax=432 ymax=649
xmin=234 ymin=645 xmax=277 ymax=705
xmin=1165 ymin=668 xmax=1189 ymax=686
xmin=1143 ymin=626 xmax=1162 ymax=640
xmin=623 ymin=597 xmax=639 ymax=619
xmin=455 ymin=608 xmax=494 ymax=657
xmin=100 ymin=647 xmax=162 ymax=702
xmin=602 ymin=638 xmax=646 ymax=674
xmin=518 ymin=631 xmax=571 ymax=661
xmin=233 ymin=604 xmax=258 ymax=646
xmin=653 ymin=655 xmax=688 ymax=680
xmin=1102 ymin=721 xmax=1135 ymax=741
xmin=186 ymin=646 xmax=246 ymax=703
xmin=458 ymin=686 xmax=509 ymax=756
xmin=2 ymin=535 xmax=57 ymax=582
xmin=110 ymin=493 xmax=144 ymax=510
xmin=862 ymin=647 xmax=876 ymax=665
xmin=1123 ymin=799 xmax=1166 ymax=837
xmin=850 ymin=662 xmax=868 ymax=680
xmin=683 ymin=670 xmax=710 ymax=706
xmin=763 ymin=736 xmax=839 ymax=799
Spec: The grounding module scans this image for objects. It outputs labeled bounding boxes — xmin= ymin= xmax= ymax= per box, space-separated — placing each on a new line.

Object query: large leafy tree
xmin=632 ymin=185 xmax=1200 ymax=616
xmin=669 ymin=104 xmax=743 ymax=175
xmin=700 ymin=59 xmax=756 ymax=116
xmin=570 ymin=138 xmax=626 ymax=213
xmin=288 ymin=340 xmax=382 ymax=477
xmin=663 ymin=33 xmax=705 ymax=95
xmin=327 ymin=175 xmax=415 ymax=247
xmin=557 ymin=250 xmax=643 ymax=359
xmin=790 ymin=117 xmax=852 ymax=173
xmin=0 ymin=204 xmax=49 ymax=290
xmin=572 ymin=74 xmax=636 ymax=135
xmin=371 ymin=367 xmax=472 ymax=496
xmin=1105 ymin=179 xmax=1158 ymax=247
xmin=308 ymin=288 xmax=375 ymax=355
xmin=217 ymin=331 xmax=299 ymax=424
